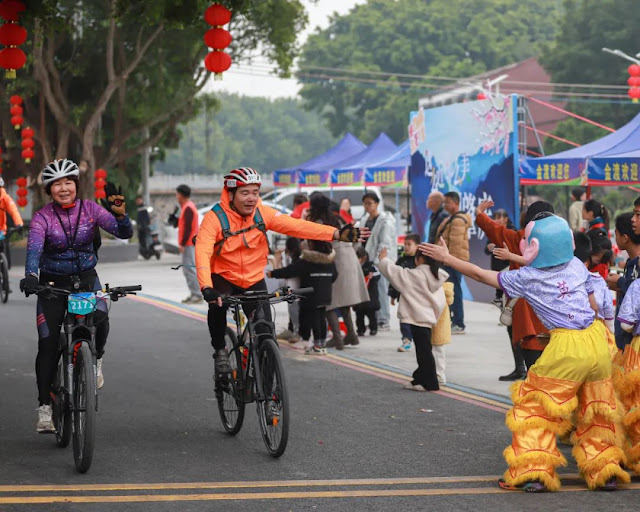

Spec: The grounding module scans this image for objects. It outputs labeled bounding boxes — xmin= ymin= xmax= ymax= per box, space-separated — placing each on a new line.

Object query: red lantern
xmin=94 ymin=168 xmax=107 ymax=179
xmin=629 ymin=64 xmax=640 ymax=77
xmin=204 ymin=27 xmax=232 ymax=49
xmin=21 ymin=147 xmax=33 ymax=162
xmin=95 ymin=178 xmax=106 ymax=189
xmin=16 ymin=186 xmax=27 ymax=197
xmin=204 ymin=4 xmax=231 ymax=26
xmin=0 ymin=1 xmax=26 ymax=22
xmin=21 ymin=126 xmax=32 ymax=138
xmin=15 ymin=176 xmax=26 ymax=187
xmin=16 ymin=196 xmax=27 ymax=207
xmin=21 ymin=138 xmax=33 ymax=149
xmin=205 ymin=51 xmax=232 ymax=78
xmin=94 ymin=189 xmax=106 ymax=200
xmin=10 ymin=114 xmax=21 ymax=129
xmin=9 ymin=94 xmax=21 ymax=105
xmin=0 ymin=46 xmax=25 ymax=78
xmin=629 ymin=87 xmax=640 ymax=103
xmin=9 ymin=104 xmax=21 ymax=116
xmin=477 ymin=92 xmax=487 ymax=100
xmin=0 ymin=22 xmax=25 ymax=46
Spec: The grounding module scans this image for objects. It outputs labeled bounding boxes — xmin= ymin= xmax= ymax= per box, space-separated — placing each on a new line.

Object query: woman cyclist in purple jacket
xmin=19 ymin=159 xmax=133 ymax=433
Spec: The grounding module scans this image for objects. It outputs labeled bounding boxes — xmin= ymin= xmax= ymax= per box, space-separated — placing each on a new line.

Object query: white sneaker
xmin=397 ymin=338 xmax=412 ymax=352
xmin=36 ymin=405 xmax=55 ymax=433
xmin=96 ymin=359 xmax=104 ymax=389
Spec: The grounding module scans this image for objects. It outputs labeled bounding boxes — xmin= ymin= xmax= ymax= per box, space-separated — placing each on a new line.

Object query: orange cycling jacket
xmin=0 ymin=188 xmax=22 ymax=232
xmin=195 ymin=189 xmax=336 ymax=290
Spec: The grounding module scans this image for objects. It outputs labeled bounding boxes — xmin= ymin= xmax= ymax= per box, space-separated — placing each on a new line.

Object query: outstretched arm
xmin=492 ymin=243 xmax=526 ymax=266
xmin=268 ymin=212 xmax=370 ymax=242
xmin=419 ymin=238 xmax=500 ymax=289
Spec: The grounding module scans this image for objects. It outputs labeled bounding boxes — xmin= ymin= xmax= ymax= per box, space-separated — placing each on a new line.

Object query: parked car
xmin=260 ymin=185 xmax=385 ymax=222
xmin=161 ymin=200 xmax=292 ymax=254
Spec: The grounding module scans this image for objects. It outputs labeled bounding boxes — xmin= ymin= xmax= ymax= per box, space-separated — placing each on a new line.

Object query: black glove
xmin=167 ymin=206 xmax=179 ymax=228
xmin=100 ymin=182 xmax=126 ymax=217
xmin=202 ymin=287 xmax=221 ymax=304
xmin=338 ymin=224 xmax=360 ymax=243
xmin=20 ymin=274 xmax=39 ymax=296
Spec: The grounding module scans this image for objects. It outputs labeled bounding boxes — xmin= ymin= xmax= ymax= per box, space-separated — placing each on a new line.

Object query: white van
xmin=260 ymin=185 xmax=384 ymax=222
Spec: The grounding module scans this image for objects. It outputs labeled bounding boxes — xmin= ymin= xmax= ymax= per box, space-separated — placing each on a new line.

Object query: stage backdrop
xmin=409 ymin=95 xmax=519 ymax=302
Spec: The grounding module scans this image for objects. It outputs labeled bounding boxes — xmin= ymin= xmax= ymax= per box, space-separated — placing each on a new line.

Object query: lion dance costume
xmin=615 ymin=279 xmax=640 ymax=473
xmin=497 ymin=215 xmax=628 ymax=491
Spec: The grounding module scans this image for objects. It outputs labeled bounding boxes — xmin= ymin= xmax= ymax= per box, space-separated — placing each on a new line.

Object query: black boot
xmin=499 ymin=369 xmax=526 ymax=381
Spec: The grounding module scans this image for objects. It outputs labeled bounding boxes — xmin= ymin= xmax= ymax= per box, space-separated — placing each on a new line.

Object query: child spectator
xmin=608 ymin=212 xmax=640 ymax=350
xmin=430 ymin=281 xmax=454 ymax=385
xmin=388 ymin=233 xmax=420 ymax=352
xmin=275 ymin=237 xmax=302 ymax=344
xmin=587 ymin=230 xmax=613 ymax=279
xmin=269 ymin=239 xmax=337 ymax=355
xmin=354 ymin=247 xmax=380 ymax=336
xmin=378 ymin=246 xmax=448 ymax=392
xmin=421 ymin=213 xmax=628 ymax=492
xmin=582 ymin=198 xmax=609 ymax=235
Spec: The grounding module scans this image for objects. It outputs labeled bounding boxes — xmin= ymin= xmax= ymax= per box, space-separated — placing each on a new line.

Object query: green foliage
xmin=541 ymin=0 xmax=640 ymax=148
xmin=298 ymin=0 xmax=563 ymax=141
xmin=154 ymin=93 xmax=337 ymax=174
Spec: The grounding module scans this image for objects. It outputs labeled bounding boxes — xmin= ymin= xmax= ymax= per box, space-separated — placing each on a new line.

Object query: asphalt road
xmin=2 ymin=274 xmax=640 ymax=511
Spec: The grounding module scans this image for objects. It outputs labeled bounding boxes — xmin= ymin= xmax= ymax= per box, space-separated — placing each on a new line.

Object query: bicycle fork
xmin=63 ymin=319 xmax=99 ymax=414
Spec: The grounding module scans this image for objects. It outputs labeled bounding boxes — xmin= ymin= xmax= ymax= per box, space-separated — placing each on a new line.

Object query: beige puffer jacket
xmin=436 ymin=212 xmax=472 ymax=262
xmin=431 ymin=282 xmax=454 ymax=346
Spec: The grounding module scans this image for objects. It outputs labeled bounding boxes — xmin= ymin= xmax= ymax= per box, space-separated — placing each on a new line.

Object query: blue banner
xmin=409 ymin=96 xmax=519 ymax=302
xmin=365 ymin=166 xmax=407 ymax=186
xmin=273 ymin=169 xmax=297 ymax=187
xmin=519 ymin=158 xmax=584 ymax=185
xmin=331 ymin=169 xmax=364 ymax=186
xmin=298 ymin=170 xmax=329 ymax=187
xmin=588 ymin=158 xmax=640 ymax=186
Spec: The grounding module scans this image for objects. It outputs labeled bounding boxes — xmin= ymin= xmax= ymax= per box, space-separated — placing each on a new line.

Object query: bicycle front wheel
xmin=53 ymin=348 xmax=71 ymax=448
xmin=0 ymin=253 xmax=9 ymax=303
xmin=72 ymin=343 xmax=96 ymax=473
xmin=215 ymin=327 xmax=245 ymax=435
xmin=257 ymin=338 xmax=289 ymax=457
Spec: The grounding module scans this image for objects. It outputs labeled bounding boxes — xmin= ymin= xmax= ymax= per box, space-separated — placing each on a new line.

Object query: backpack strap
xmin=212 ymin=204 xmax=268 ymax=255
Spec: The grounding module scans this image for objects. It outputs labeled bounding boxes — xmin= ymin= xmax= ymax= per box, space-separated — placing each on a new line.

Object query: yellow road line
xmin=3 ymin=484 xmax=638 ymax=504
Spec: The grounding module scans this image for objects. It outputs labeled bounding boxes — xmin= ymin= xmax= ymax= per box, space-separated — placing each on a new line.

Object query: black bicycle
xmin=215 ymin=286 xmax=313 ymax=457
xmin=32 ymin=282 xmax=141 ymax=473
xmin=0 ymin=226 xmax=21 ymax=303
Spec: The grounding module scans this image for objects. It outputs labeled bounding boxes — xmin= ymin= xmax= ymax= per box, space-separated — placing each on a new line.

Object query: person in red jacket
xmin=176 ymin=184 xmax=202 ymax=304
xmin=475 ymin=200 xmax=553 ymax=376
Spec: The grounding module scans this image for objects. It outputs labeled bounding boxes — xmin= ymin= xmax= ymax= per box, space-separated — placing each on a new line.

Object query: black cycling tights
xmin=207 ymin=274 xmax=272 ymax=351
xmin=36 ymin=294 xmax=109 ymax=405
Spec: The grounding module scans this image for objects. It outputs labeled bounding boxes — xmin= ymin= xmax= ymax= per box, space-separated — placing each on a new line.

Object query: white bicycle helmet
xmin=223 ymin=167 xmax=262 ymax=189
xmin=0 ymin=177 xmax=4 ymax=187
xmin=41 ymin=159 xmax=80 ymax=186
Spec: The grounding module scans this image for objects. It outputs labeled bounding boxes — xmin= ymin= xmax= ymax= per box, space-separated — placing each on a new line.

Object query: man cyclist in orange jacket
xmin=195 ymin=167 xmax=366 ymax=374
xmin=0 ymin=177 xmax=24 ymax=236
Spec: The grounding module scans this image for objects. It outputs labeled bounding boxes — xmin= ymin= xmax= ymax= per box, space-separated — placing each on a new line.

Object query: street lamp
xmin=602 ymin=47 xmax=640 ymax=65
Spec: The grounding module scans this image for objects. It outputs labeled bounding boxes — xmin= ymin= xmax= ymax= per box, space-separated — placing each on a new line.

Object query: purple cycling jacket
xmin=26 ymin=199 xmax=133 ymax=276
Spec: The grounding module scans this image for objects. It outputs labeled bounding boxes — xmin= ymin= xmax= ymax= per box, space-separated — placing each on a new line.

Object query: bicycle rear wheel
xmin=52 ymin=348 xmax=71 ymax=448
xmin=72 ymin=343 xmax=96 ymax=473
xmin=215 ymin=327 xmax=245 ymax=435
xmin=257 ymin=338 xmax=289 ymax=457
xmin=0 ymin=253 xmax=9 ymax=303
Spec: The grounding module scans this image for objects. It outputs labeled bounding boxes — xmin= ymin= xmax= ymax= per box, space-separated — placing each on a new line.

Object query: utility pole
xmin=141 ymin=127 xmax=151 ymax=205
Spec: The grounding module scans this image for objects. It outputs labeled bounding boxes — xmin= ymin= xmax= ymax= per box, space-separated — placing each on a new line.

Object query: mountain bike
xmin=215 ymin=286 xmax=313 ymax=457
xmin=0 ymin=226 xmax=21 ymax=303
xmin=32 ymin=282 xmax=141 ymax=473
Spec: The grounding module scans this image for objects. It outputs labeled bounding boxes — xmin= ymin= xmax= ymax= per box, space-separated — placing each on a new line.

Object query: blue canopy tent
xmin=329 ymin=133 xmax=398 ymax=187
xmin=520 ymin=113 xmax=640 ymax=186
xmin=273 ymin=133 xmax=366 ymax=187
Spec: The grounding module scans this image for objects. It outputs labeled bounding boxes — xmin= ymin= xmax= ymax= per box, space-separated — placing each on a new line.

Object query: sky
xmin=203 ymin=0 xmax=364 ymax=99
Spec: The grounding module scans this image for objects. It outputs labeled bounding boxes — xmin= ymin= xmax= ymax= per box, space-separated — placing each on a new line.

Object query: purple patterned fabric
xmin=590 ymin=272 xmax=614 ymax=321
xmin=26 ymin=200 xmax=132 ymax=276
xmin=617 ymin=279 xmax=640 ymax=336
xmin=498 ymin=257 xmax=595 ymax=330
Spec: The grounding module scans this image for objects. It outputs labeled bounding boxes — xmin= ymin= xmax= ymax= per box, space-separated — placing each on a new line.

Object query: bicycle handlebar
xmin=32 ymin=283 xmax=142 ymax=299
xmin=222 ymin=286 xmax=314 ymax=305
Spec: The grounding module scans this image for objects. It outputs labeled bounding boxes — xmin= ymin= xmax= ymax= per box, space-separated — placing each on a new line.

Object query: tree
xmin=540 ymin=0 xmax=640 ymax=151
xmin=3 ymin=0 xmax=308 ymax=204
xmin=297 ymin=0 xmax=563 ymax=142
xmin=154 ymin=93 xmax=336 ymax=174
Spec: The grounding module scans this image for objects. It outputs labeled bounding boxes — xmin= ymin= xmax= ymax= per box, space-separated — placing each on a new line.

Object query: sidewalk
xmin=13 ymin=254 xmax=516 ymax=398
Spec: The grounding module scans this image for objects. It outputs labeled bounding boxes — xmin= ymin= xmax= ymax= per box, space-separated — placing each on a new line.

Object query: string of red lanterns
xmin=204 ymin=3 xmax=232 ymax=80
xmin=21 ymin=125 xmax=33 ymax=163
xmin=628 ymin=64 xmax=640 ymax=103
xmin=15 ymin=175 xmax=27 ymax=208
xmin=9 ymin=94 xmax=21 ymax=129
xmin=0 ymin=0 xmax=26 ymax=79
xmin=94 ymin=168 xmax=107 ymax=200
